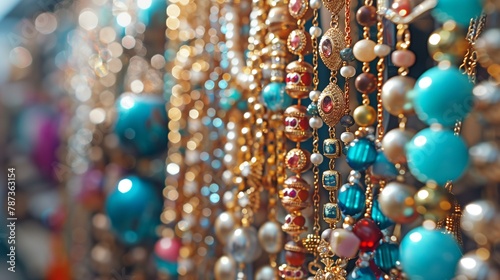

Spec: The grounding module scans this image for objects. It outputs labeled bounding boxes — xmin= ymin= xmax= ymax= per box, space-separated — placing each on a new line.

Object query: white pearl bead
xmin=353 ymin=39 xmax=377 ymax=62
xmin=340 ymin=131 xmax=355 ymax=143
xmin=309 ymin=26 xmax=322 ymax=38
xmin=309 ymin=116 xmax=323 ymax=129
xmin=310 ymin=0 xmax=322 ymax=9
xmin=340 ymin=66 xmax=356 ymax=78
xmin=310 ymin=153 xmax=324 ymax=165
xmin=374 ymin=44 xmax=391 ymax=57
xmin=309 ymin=90 xmax=321 ymax=101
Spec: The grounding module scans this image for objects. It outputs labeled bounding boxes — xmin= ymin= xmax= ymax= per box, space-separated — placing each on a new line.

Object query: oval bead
xmin=352 ymin=218 xmax=383 ymax=252
xmin=353 ymin=39 xmax=377 ymax=62
xmin=214 ymin=256 xmax=237 ymax=280
xmin=406 ymin=127 xmax=469 ymax=185
xmin=338 ymin=183 xmax=366 ymax=218
xmin=258 ymin=221 xmax=284 ymax=254
xmin=400 ymin=227 xmax=462 ymax=280
xmin=374 ymin=44 xmax=391 ymax=57
xmin=346 ymin=138 xmax=377 ymax=171
xmin=262 ymin=82 xmax=293 ymax=112
xmin=433 ymin=0 xmax=483 ymax=27
xmin=374 ymin=242 xmax=399 ymax=274
xmin=371 ymin=199 xmax=395 ymax=230
xmin=215 ymin=211 xmax=236 ymax=244
xmin=391 ymin=50 xmax=416 ymax=68
xmin=330 ymin=228 xmax=361 ymax=258
xmin=227 ymin=227 xmax=261 ymax=263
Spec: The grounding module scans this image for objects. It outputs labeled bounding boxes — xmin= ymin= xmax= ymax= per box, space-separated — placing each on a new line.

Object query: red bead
xmin=301 ymin=72 xmax=312 ymax=86
xmin=392 ymin=0 xmax=412 ymax=17
xmin=285 ymin=250 xmax=306 ymax=266
xmin=352 ymin=218 xmax=383 ymax=251
xmin=293 ymin=215 xmax=306 ymax=227
xmin=298 ymin=190 xmax=309 ymax=201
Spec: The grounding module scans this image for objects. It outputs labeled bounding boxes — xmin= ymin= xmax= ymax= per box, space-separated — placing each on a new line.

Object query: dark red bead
xmin=293 ymin=215 xmax=306 ymax=227
xmin=355 ymin=72 xmax=377 ymax=94
xmin=352 ymin=218 xmax=383 ymax=251
xmin=285 ymin=250 xmax=306 ymax=266
xmin=356 ymin=6 xmax=377 ymax=27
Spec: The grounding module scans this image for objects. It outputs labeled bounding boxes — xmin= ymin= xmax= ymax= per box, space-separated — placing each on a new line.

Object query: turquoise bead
xmin=262 ymin=82 xmax=292 ymax=112
xmin=400 ymin=227 xmax=462 ymax=280
xmin=433 ymin=0 xmax=484 ymax=27
xmin=413 ymin=66 xmax=473 ymax=127
xmin=227 ymin=88 xmax=242 ymax=102
xmin=406 ymin=127 xmax=469 ymax=185
xmin=154 ymin=255 xmax=178 ymax=276
xmin=346 ymin=138 xmax=378 ymax=171
xmin=338 ymin=183 xmax=366 ymax=218
xmin=347 ymin=267 xmax=376 ymax=280
xmin=371 ymin=151 xmax=398 ymax=179
xmin=105 ymin=176 xmax=162 ymax=245
xmin=374 ymin=242 xmax=399 ymax=274
xmin=371 ymin=200 xmax=394 ymax=230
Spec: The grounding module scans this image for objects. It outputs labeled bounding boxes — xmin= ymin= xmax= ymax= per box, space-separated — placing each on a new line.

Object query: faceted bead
xmin=285 ymin=250 xmax=306 ymax=266
xmin=340 ymin=48 xmax=355 ymax=62
xmin=340 ymin=115 xmax=355 ymax=127
xmin=355 ymin=72 xmax=377 ymax=94
xmin=329 ymin=228 xmax=361 ymax=258
xmin=323 ymin=203 xmax=340 ymax=224
xmin=371 ymin=199 xmax=394 ymax=230
xmin=352 ymin=218 xmax=383 ymax=251
xmin=307 ymin=103 xmax=318 ymax=116
xmin=322 ymin=96 xmax=334 ymax=113
xmin=356 ymin=6 xmax=377 ymax=27
xmin=346 ymin=138 xmax=377 ymax=171
xmin=374 ymin=242 xmax=399 ymax=274
xmin=338 ymin=183 xmax=366 ymax=218
xmin=391 ymin=50 xmax=416 ymax=68
xmin=321 ymin=38 xmax=333 ymax=58
xmin=262 ymin=82 xmax=293 ymax=112
xmin=347 ymin=267 xmax=376 ymax=280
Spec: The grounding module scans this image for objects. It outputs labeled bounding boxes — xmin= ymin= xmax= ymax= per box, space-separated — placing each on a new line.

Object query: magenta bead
xmin=329 ymin=228 xmax=361 ymax=258
xmin=391 ymin=50 xmax=416 ymax=68
xmin=154 ymin=237 xmax=182 ymax=263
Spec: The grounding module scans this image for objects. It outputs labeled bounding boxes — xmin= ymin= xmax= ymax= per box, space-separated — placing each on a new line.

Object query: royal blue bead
xmin=371 ymin=151 xmax=398 ymax=179
xmin=374 ymin=242 xmax=399 ymax=274
xmin=338 ymin=183 xmax=366 ymax=218
xmin=347 ymin=267 xmax=376 ymax=280
xmin=105 ymin=176 xmax=162 ymax=245
xmin=406 ymin=127 xmax=469 ymax=185
xmin=400 ymin=227 xmax=462 ymax=280
xmin=114 ymin=93 xmax=168 ymax=157
xmin=413 ymin=66 xmax=473 ymax=127
xmin=433 ymin=0 xmax=484 ymax=27
xmin=371 ymin=200 xmax=394 ymax=230
xmin=346 ymin=138 xmax=378 ymax=171
xmin=262 ymin=82 xmax=292 ymax=112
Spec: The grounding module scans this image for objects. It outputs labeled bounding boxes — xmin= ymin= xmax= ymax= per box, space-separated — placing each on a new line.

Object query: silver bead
xmin=340 ymin=65 xmax=356 ymax=78
xmin=309 ymin=116 xmax=323 ymax=129
xmin=378 ymin=182 xmax=418 ymax=224
xmin=215 ymin=211 xmax=236 ymax=244
xmin=374 ymin=44 xmax=391 ymax=57
xmin=470 ymin=142 xmax=499 ymax=165
xmin=227 ymin=227 xmax=261 ymax=263
xmin=309 ymin=26 xmax=322 ymax=38
xmin=309 ymin=0 xmax=322 ymax=9
xmin=309 ymin=90 xmax=321 ymax=102
xmin=461 ymin=200 xmax=500 ymax=243
xmin=214 ymin=256 xmax=237 ymax=280
xmin=258 ymin=221 xmax=283 ymax=254
xmin=310 ymin=153 xmax=324 ymax=165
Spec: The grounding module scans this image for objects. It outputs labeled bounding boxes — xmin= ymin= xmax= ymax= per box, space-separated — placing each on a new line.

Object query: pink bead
xmin=329 ymin=228 xmax=360 ymax=258
xmin=391 ymin=50 xmax=416 ymax=68
xmin=154 ymin=237 xmax=182 ymax=262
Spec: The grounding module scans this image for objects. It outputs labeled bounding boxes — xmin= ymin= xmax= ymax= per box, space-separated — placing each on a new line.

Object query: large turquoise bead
xmin=374 ymin=242 xmax=399 ymax=274
xmin=406 ymin=127 xmax=469 ymax=185
xmin=400 ymin=227 xmax=462 ymax=280
xmin=347 ymin=267 xmax=376 ymax=280
xmin=412 ymin=66 xmax=473 ymax=127
xmin=433 ymin=0 xmax=484 ymax=27
xmin=338 ymin=183 xmax=366 ymax=218
xmin=262 ymin=82 xmax=292 ymax=112
xmin=105 ymin=176 xmax=162 ymax=245
xmin=371 ymin=199 xmax=394 ymax=230
xmin=346 ymin=138 xmax=378 ymax=171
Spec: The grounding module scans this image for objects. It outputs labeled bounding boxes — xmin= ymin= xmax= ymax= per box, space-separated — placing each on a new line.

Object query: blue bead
xmin=105 ymin=176 xmax=162 ymax=245
xmin=262 ymin=82 xmax=292 ymax=112
xmin=371 ymin=151 xmax=398 ymax=179
xmin=406 ymin=127 xmax=469 ymax=185
xmin=374 ymin=242 xmax=399 ymax=274
xmin=347 ymin=267 xmax=376 ymax=280
xmin=400 ymin=227 xmax=462 ymax=280
xmin=114 ymin=93 xmax=168 ymax=157
xmin=413 ymin=66 xmax=473 ymax=127
xmin=338 ymin=183 xmax=366 ymax=218
xmin=346 ymin=138 xmax=378 ymax=171
xmin=371 ymin=200 xmax=394 ymax=230
xmin=433 ymin=0 xmax=484 ymax=27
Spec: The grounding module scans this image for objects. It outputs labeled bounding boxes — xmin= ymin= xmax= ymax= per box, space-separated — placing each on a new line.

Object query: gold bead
xmin=353 ymin=105 xmax=376 ymax=127
xmin=428 ymin=21 xmax=468 ymax=63
xmin=414 ymin=183 xmax=453 ymax=221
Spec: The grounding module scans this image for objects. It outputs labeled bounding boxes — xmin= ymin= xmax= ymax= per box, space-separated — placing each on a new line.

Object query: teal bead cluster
xmin=371 ymin=151 xmax=398 ymax=179
xmin=338 ymin=182 xmax=366 ymax=218
xmin=406 ymin=127 xmax=469 ymax=185
xmin=346 ymin=138 xmax=378 ymax=171
xmin=374 ymin=242 xmax=399 ymax=274
xmin=433 ymin=0 xmax=484 ymax=27
xmin=262 ymin=82 xmax=292 ymax=112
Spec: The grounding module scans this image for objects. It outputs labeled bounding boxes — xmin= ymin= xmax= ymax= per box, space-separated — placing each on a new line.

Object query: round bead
xmin=406 ymin=127 xmax=469 ymax=185
xmin=346 ymin=138 xmax=377 ymax=171
xmin=381 ymin=76 xmax=415 ymax=116
xmin=355 ymin=72 xmax=377 ymax=94
xmin=428 ymin=21 xmax=468 ymax=63
xmin=391 ymin=50 xmax=416 ymax=68
xmin=262 ymin=82 xmax=293 ymax=112
xmin=329 ymin=228 xmax=361 ymax=258
xmin=215 ymin=211 xmax=236 ymax=244
xmin=285 ymin=61 xmax=314 ymax=99
xmin=433 ymin=0 xmax=483 ymax=27
xmin=321 ymin=228 xmax=333 ymax=241
xmin=310 ymin=153 xmax=324 ymax=165
xmin=214 ymin=256 xmax=237 ymax=280
xmin=353 ymin=105 xmax=376 ymax=127
xmin=307 ymin=103 xmax=319 ymax=116
xmin=340 ymin=115 xmax=355 ymax=127
xmin=378 ymin=181 xmax=418 ymax=224
xmin=341 ymin=132 xmax=355 ymax=143
xmin=285 ymin=250 xmax=306 ymax=266
xmin=340 ymin=48 xmax=355 ymax=62
xmin=356 ymin=5 xmax=377 ymax=27
xmin=309 ymin=26 xmax=322 ymax=38
xmin=461 ymin=200 xmax=500 ymax=242
xmin=309 ymin=116 xmax=323 ymax=129
xmin=456 ymin=252 xmax=500 ymax=280
xmin=414 ymin=183 xmax=453 ymax=221
xmin=309 ymin=0 xmax=322 ymax=9
xmin=227 ymin=227 xmax=261 ymax=263
xmin=353 ymin=39 xmax=377 ymax=62
xmin=400 ymin=227 xmax=462 ymax=280
xmin=374 ymin=242 xmax=399 ymax=274
xmin=258 ymin=221 xmax=284 ymax=254
xmin=255 ymin=265 xmax=277 ymax=280
xmin=340 ymin=65 xmax=356 ymax=78
xmin=154 ymin=237 xmax=182 ymax=264
xmin=284 ymin=105 xmax=312 ymax=142
xmin=309 ymin=90 xmax=321 ymax=102
xmin=338 ymin=182 xmax=366 ymax=218
xmin=352 ymin=218 xmax=383 ymax=251
xmin=370 ymin=150 xmax=398 ymax=179
xmin=381 ymin=128 xmax=414 ymax=164
xmin=371 ymin=199 xmax=395 ymax=230
xmin=374 ymin=44 xmax=391 ymax=57
xmin=347 ymin=267 xmax=376 ymax=280
xmin=413 ymin=65 xmax=473 ymax=127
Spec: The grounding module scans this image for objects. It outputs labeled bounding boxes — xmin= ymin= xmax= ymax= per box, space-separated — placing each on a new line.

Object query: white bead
xmin=353 ymin=39 xmax=377 ymax=62
xmin=374 ymin=44 xmax=391 ymax=57
xmin=309 ymin=90 xmax=321 ymax=101
xmin=350 ymin=170 xmax=362 ymax=179
xmin=340 ymin=66 xmax=356 ymax=78
xmin=309 ymin=116 xmax=323 ymax=129
xmin=310 ymin=0 xmax=322 ymax=9
xmin=309 ymin=26 xmax=322 ymax=38
xmin=340 ymin=131 xmax=354 ymax=143
xmin=310 ymin=153 xmax=324 ymax=165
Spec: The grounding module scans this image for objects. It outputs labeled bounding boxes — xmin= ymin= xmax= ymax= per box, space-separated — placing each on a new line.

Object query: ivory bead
xmin=374 ymin=44 xmax=391 ymax=57
xmin=340 ymin=131 xmax=355 ymax=143
xmin=310 ymin=0 xmax=322 ymax=9
xmin=309 ymin=90 xmax=321 ymax=102
xmin=309 ymin=26 xmax=322 ymax=38
xmin=353 ymin=39 xmax=377 ymax=62
xmin=392 ymin=50 xmax=416 ymax=68
xmin=310 ymin=153 xmax=324 ymax=165
xmin=309 ymin=116 xmax=323 ymax=129
xmin=340 ymin=65 xmax=356 ymax=78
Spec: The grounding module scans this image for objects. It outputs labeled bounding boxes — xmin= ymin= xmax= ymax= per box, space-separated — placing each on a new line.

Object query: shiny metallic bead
xmin=378 ymin=181 xmax=418 ymax=224
xmin=353 ymin=104 xmax=376 ymax=126
xmin=258 ymin=221 xmax=284 ymax=254
xmin=214 ymin=256 xmax=237 ymax=280
xmin=227 ymin=227 xmax=261 ymax=263
xmin=215 ymin=211 xmax=236 ymax=244
xmin=381 ymin=128 xmax=414 ymax=164
xmin=381 ymin=76 xmax=415 ymax=116
xmin=414 ymin=183 xmax=453 ymax=221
